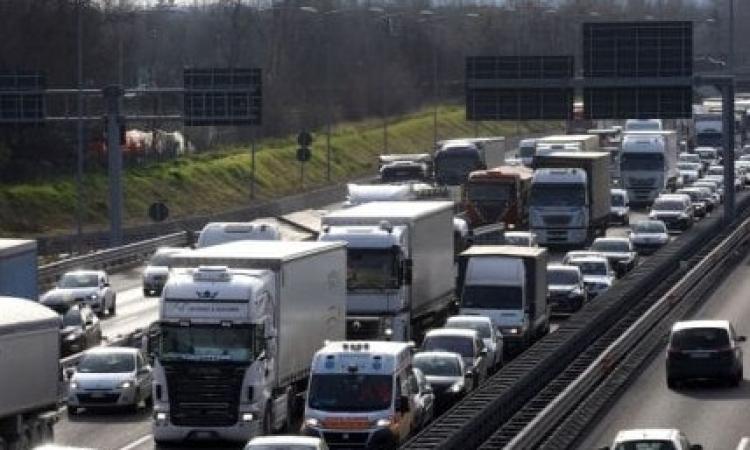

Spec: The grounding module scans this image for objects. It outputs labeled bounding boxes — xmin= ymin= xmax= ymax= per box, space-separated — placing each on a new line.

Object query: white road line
xmin=117 ymin=434 xmax=153 ymax=450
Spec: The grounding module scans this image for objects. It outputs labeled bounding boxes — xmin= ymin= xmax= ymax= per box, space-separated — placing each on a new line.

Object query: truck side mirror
xmin=401 ymin=259 xmax=413 ymax=285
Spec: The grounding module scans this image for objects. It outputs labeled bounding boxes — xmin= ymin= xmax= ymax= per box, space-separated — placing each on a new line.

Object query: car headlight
xmin=448 ymin=382 xmax=464 ymax=393
xmin=70 ymin=381 xmax=79 ymax=390
xmin=65 ymin=332 xmax=82 ymax=341
xmin=503 ymin=327 xmax=520 ymax=335
xmin=118 ymin=380 xmax=134 ymax=389
xmin=304 ymin=417 xmax=321 ymax=429
xmin=373 ymin=418 xmax=392 ymax=428
xmin=241 ymin=413 xmax=255 ymax=422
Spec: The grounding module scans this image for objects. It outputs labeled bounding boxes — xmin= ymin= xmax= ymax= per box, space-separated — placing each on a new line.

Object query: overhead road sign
xmin=183 ymin=68 xmax=262 ymax=126
xmin=465 ymin=56 xmax=574 ymax=120
xmin=0 ymin=72 xmax=45 ymax=124
xmin=582 ymin=21 xmax=693 ymax=119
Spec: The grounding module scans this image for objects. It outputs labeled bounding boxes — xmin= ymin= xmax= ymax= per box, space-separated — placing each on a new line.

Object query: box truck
xmin=0 ymin=296 xmax=61 ymax=449
xmin=531 ymin=152 xmax=611 ymax=246
xmin=0 ymin=239 xmax=38 ymax=300
xmin=457 ymin=246 xmax=549 ymax=355
xmin=319 ymin=201 xmax=455 ymax=342
xmin=151 ymin=241 xmax=347 ymax=444
xmin=621 ymin=131 xmax=679 ymax=204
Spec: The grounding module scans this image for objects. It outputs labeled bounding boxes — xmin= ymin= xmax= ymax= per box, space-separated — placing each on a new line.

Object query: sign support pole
xmin=104 ymin=85 xmax=124 ymax=247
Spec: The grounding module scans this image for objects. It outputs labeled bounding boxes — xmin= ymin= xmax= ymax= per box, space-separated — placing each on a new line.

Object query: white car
xmin=445 ymin=315 xmax=504 ymax=371
xmin=602 ymin=428 xmax=703 ymax=450
xmin=67 ymin=347 xmax=153 ymax=414
xmin=610 ymin=189 xmax=629 ymax=225
xmin=649 ymin=194 xmax=694 ymax=231
xmin=503 ymin=231 xmax=538 ymax=247
xmin=566 ymin=256 xmax=615 ymax=298
xmin=678 ymin=152 xmax=701 ymax=165
xmin=245 ymin=436 xmax=329 ymax=450
xmin=142 ymin=247 xmax=182 ymax=297
xmin=41 ymin=270 xmax=116 ymax=316
xmin=629 ymin=220 xmax=669 ymax=255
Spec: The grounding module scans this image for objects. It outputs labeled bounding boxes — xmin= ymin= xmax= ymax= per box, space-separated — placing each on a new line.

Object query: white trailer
xmin=0 ymin=297 xmax=61 ymax=449
xmin=320 ymin=201 xmax=455 ymax=341
xmin=152 ymin=241 xmax=346 ymax=444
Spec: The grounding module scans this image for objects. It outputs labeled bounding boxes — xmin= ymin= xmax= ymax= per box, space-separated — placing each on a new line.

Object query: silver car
xmin=41 ymin=270 xmax=116 ymax=316
xmin=142 ymin=247 xmax=182 ymax=297
xmin=444 ymin=315 xmax=504 ymax=372
xmin=67 ymin=347 xmax=153 ymax=414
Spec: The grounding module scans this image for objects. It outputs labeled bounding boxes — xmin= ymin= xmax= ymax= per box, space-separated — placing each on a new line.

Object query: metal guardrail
xmin=506 ymin=215 xmax=750 ymax=449
xmin=38 ymin=231 xmax=189 ymax=291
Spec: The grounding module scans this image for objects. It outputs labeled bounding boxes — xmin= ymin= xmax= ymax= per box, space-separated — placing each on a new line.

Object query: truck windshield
xmin=434 ymin=150 xmax=481 ymax=185
xmin=347 ymin=248 xmax=399 ymax=290
xmin=530 ymin=183 xmax=586 ymax=207
xmin=614 ymin=441 xmax=676 ymax=450
xmin=467 ymin=183 xmax=513 ymax=203
xmin=611 ymin=194 xmax=625 ymax=207
xmin=519 ymin=145 xmax=535 ymax=159
xmin=696 ymin=149 xmax=717 ymax=160
xmin=381 ymin=165 xmax=423 ymax=182
xmin=159 ymin=324 xmax=258 ymax=363
xmin=621 ymin=153 xmax=664 ymax=171
xmin=308 ymin=374 xmax=392 ymax=412
xmin=461 ymin=285 xmax=522 ymax=310
xmin=59 ymin=273 xmax=98 ymax=288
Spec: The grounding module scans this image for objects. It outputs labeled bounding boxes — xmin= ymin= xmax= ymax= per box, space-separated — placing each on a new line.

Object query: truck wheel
xmin=263 ymin=403 xmax=273 ymax=435
xmin=7 ymin=425 xmax=31 ymax=450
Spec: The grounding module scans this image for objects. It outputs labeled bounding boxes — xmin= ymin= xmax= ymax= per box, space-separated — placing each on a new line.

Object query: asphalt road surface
xmin=576 ymin=250 xmax=750 ymax=450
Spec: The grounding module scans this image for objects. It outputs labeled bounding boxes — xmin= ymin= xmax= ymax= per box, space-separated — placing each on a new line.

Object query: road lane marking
xmin=118 ymin=434 xmax=153 ymax=450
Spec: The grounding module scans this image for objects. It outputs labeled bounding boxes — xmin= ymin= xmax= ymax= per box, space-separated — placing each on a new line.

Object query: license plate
xmin=690 ymin=352 xmax=710 ymax=359
xmin=91 ymin=392 xmax=105 ymax=398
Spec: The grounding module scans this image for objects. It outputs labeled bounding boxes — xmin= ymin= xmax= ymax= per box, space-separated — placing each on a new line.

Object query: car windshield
xmin=634 ymin=222 xmax=666 ymax=234
xmin=248 ymin=446 xmax=317 ymax=450
xmin=591 ymin=240 xmax=630 ymax=253
xmin=530 ymin=183 xmax=586 ymax=207
xmin=467 ymin=183 xmax=513 ymax=203
xmin=445 ymin=320 xmax=491 ymax=339
xmin=77 ymin=352 xmax=134 ymax=373
xmin=347 ymin=248 xmax=399 ymax=290
xmin=308 ymin=374 xmax=392 ymax=412
xmin=653 ymin=200 xmax=684 ymax=211
xmin=423 ymin=336 xmax=474 ymax=358
xmin=59 ymin=273 xmax=98 ymax=288
xmin=621 ymin=152 xmax=664 ymax=171
xmin=548 ymin=269 xmax=580 ymax=285
xmin=708 ymin=167 xmax=723 ymax=175
xmin=671 ymin=327 xmax=730 ymax=350
xmin=461 ymin=285 xmax=522 ymax=310
xmin=614 ymin=441 xmax=677 ymax=450
xmin=570 ymin=260 xmax=607 ymax=276
xmin=678 ymin=190 xmax=699 ymax=201
xmin=62 ymin=309 xmax=82 ymax=327
xmin=677 ymin=163 xmax=698 ymax=171
xmin=611 ymin=194 xmax=625 ymax=207
xmin=413 ymin=355 xmax=462 ymax=377
xmin=159 ymin=323 xmax=258 ymax=363
xmin=626 ymin=122 xmax=660 ymax=131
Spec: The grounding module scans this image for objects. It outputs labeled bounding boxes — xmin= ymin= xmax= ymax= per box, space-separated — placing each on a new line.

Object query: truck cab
xmin=463 ymin=165 xmax=534 ymax=229
xmin=302 ymin=341 xmax=425 ymax=449
xmin=457 ymin=246 xmax=549 ymax=356
xmin=196 ymin=222 xmax=281 ymax=248
xmin=621 ymin=132 xmax=679 ymax=204
xmin=529 ymin=168 xmax=589 ymax=246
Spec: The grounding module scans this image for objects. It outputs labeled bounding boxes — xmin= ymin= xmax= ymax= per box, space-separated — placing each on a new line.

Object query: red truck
xmin=462 ymin=165 xmax=534 ymax=228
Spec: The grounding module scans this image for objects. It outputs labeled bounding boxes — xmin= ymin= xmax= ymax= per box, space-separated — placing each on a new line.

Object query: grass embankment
xmin=0 ymin=105 xmax=557 ymax=236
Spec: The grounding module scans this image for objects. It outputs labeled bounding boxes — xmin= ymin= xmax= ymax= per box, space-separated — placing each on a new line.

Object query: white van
xmin=195 ymin=222 xmax=281 ymax=248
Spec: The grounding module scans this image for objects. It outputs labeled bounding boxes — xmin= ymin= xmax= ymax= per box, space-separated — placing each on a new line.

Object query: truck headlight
xmin=241 ymin=413 xmax=255 ymax=422
xmin=448 ymin=382 xmax=464 ymax=393
xmin=373 ymin=418 xmax=392 ymax=428
xmin=87 ymin=294 xmax=98 ymax=300
xmin=69 ymin=381 xmax=79 ymax=390
xmin=504 ymin=327 xmax=520 ymax=335
xmin=304 ymin=417 xmax=321 ymax=429
xmin=154 ymin=412 xmax=168 ymax=422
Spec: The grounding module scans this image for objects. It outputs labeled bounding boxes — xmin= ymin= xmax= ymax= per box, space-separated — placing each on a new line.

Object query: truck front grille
xmin=164 ymin=363 xmax=246 ymax=427
xmin=627 ymin=177 xmax=656 ymax=187
xmin=323 ymin=431 xmax=370 ymax=447
xmin=543 ymin=215 xmax=571 ymax=226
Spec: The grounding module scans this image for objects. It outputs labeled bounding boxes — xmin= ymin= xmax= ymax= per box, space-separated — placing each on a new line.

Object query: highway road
xmin=577 ymin=249 xmax=750 ymax=449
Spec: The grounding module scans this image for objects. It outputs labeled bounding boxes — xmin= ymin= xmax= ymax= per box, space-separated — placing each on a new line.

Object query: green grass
xmin=0 ymin=105 xmax=558 ymax=236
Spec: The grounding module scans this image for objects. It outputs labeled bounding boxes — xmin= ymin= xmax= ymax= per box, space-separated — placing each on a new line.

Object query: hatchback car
xmin=666 ymin=320 xmax=745 ymax=388
xmin=676 ymin=188 xmax=708 ymax=218
xmin=142 ymin=247 xmax=182 ymax=297
xmin=610 ymin=189 xmax=630 ymax=225
xmin=590 ymin=237 xmax=638 ymax=276
xmin=45 ymin=302 xmax=102 ymax=356
xmin=421 ymin=329 xmax=488 ymax=389
xmin=41 ymin=270 xmax=116 ymax=317
xmin=693 ymin=180 xmax=721 ymax=204
xmin=547 ymin=264 xmax=587 ymax=314
xmin=445 ymin=315 xmax=504 ymax=371
xmin=67 ymin=347 xmax=153 ymax=414
xmin=245 ymin=436 xmax=329 ymax=450
xmin=603 ymin=428 xmax=703 ymax=450
xmin=649 ymin=194 xmax=694 ymax=231
xmin=629 ymin=220 xmax=669 ymax=255
xmin=566 ymin=256 xmax=615 ymax=298
xmin=413 ymin=351 xmax=470 ymax=413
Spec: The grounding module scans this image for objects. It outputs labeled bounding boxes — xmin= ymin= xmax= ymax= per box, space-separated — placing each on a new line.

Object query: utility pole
xmin=104 ymin=86 xmax=124 ymax=247
xmin=75 ymin=0 xmax=85 ymax=252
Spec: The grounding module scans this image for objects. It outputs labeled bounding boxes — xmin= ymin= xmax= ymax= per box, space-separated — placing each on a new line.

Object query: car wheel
xmin=143 ymin=288 xmax=150 ymax=297
xmin=732 ymin=368 xmax=743 ymax=387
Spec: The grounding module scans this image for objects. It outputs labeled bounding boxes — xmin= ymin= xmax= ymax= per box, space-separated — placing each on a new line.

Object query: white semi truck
xmin=621 ymin=130 xmax=679 ymax=204
xmin=319 ymin=201 xmax=455 ymax=342
xmin=530 ymin=152 xmax=611 ymax=246
xmin=0 ymin=297 xmax=61 ymax=449
xmin=457 ymin=246 xmax=549 ymax=356
xmin=151 ymin=241 xmax=347 ymax=444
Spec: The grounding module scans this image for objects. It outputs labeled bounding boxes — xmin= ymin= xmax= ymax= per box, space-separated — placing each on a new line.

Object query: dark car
xmin=666 ymin=320 xmax=745 ymax=388
xmin=421 ymin=329 xmax=488 ymax=389
xmin=547 ymin=264 xmax=587 ymax=314
xmin=48 ymin=303 xmax=103 ymax=356
xmin=412 ymin=351 xmax=470 ymax=414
